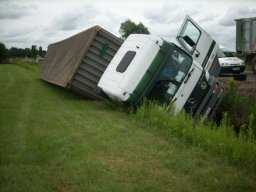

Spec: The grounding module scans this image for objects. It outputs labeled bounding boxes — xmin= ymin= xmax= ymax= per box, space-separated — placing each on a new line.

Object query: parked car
xmin=217 ymin=46 xmax=245 ymax=74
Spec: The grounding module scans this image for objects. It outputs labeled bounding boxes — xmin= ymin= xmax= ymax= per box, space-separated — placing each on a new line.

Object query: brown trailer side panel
xmin=39 ymin=26 xmax=123 ymax=99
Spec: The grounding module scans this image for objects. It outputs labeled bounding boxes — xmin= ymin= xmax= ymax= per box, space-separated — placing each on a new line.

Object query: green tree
xmin=0 ymin=42 xmax=8 ymax=64
xmin=31 ymin=45 xmax=38 ymax=59
xmin=8 ymin=45 xmax=45 ymax=58
xmin=38 ymin=46 xmax=43 ymax=57
xmin=8 ymin=47 xmax=29 ymax=58
xmin=8 ymin=47 xmax=17 ymax=58
xmin=24 ymin=48 xmax=31 ymax=57
xmin=119 ymin=19 xmax=150 ymax=39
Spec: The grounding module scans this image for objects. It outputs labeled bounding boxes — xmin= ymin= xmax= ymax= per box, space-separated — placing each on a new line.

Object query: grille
xmin=184 ymin=73 xmax=210 ymax=115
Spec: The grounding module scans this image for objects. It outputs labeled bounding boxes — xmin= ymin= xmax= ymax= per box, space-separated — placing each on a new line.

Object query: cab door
xmin=176 ymin=15 xmax=220 ymax=76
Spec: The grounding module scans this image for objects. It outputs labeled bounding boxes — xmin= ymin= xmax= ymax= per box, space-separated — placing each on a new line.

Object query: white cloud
xmin=51 ymin=4 xmax=100 ymax=31
xmin=0 ymin=0 xmax=255 ymax=51
xmin=143 ymin=3 xmax=200 ymax=24
xmin=218 ymin=5 xmax=256 ymax=27
xmin=0 ymin=1 xmax=37 ymax=19
xmin=39 ymin=4 xmax=124 ymax=47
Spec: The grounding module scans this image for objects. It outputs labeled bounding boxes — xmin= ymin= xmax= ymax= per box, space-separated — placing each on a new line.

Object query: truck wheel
xmin=252 ymin=56 xmax=256 ymax=75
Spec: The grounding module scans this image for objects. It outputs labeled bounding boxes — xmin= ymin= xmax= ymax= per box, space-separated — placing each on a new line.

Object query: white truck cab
xmin=97 ymin=15 xmax=225 ymax=119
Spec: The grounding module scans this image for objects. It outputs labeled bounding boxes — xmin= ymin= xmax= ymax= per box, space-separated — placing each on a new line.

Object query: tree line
xmin=0 ymin=42 xmax=46 ymax=63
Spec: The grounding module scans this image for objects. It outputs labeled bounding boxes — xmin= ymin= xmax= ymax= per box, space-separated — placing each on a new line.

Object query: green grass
xmin=1 ymin=63 xmax=256 ymax=191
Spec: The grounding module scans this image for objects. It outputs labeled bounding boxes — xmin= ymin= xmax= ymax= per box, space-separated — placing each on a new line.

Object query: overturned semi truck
xmin=40 ymin=15 xmax=225 ymax=119
xmin=97 ymin=15 xmax=225 ymax=119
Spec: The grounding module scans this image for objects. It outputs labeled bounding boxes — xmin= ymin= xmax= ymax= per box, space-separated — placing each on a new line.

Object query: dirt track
xmin=218 ymin=72 xmax=256 ymax=99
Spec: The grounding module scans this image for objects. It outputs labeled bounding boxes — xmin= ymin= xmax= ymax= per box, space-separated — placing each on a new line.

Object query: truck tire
xmin=252 ymin=56 xmax=256 ymax=75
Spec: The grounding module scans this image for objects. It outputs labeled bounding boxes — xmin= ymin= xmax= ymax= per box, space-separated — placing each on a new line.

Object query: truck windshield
xmin=218 ymin=48 xmax=235 ymax=58
xmin=223 ymin=51 xmax=235 ymax=57
xmin=147 ymin=48 xmax=192 ymax=104
xmin=217 ymin=49 xmax=226 ymax=58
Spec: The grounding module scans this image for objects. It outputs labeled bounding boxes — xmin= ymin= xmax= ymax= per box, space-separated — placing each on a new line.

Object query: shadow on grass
xmin=37 ymin=78 xmax=124 ymax=113
xmin=39 ymin=79 xmax=86 ymax=100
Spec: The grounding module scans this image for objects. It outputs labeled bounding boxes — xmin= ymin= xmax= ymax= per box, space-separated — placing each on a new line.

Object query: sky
xmin=0 ymin=0 xmax=255 ymax=51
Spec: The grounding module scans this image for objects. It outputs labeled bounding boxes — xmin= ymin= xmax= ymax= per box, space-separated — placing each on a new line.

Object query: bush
xmin=217 ymin=78 xmax=256 ymax=132
xmin=133 ymin=100 xmax=256 ymax=170
xmin=11 ymin=59 xmax=40 ymax=72
xmin=0 ymin=42 xmax=8 ymax=64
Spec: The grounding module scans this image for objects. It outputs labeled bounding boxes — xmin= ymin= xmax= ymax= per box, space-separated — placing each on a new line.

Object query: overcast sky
xmin=0 ymin=0 xmax=255 ymax=51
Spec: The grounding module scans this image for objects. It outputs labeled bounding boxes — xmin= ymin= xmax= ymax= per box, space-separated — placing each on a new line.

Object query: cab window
xmin=147 ymin=49 xmax=192 ymax=104
xmin=178 ymin=20 xmax=201 ymax=54
xmin=116 ymin=51 xmax=136 ymax=73
xmin=217 ymin=49 xmax=226 ymax=58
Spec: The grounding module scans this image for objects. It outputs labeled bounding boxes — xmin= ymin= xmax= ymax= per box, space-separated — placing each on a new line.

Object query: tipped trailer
xmin=97 ymin=15 xmax=225 ymax=119
xmin=39 ymin=26 xmax=123 ymax=99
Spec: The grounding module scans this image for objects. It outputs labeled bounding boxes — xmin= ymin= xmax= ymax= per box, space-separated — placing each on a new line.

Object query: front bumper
xmin=220 ymin=65 xmax=245 ymax=74
xmin=193 ymin=80 xmax=225 ymax=120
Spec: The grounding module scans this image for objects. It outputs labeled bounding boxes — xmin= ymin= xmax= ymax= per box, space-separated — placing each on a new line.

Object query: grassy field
xmin=0 ymin=63 xmax=256 ymax=191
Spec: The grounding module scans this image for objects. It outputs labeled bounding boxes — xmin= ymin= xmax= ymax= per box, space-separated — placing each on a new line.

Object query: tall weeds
xmin=217 ymin=78 xmax=256 ymax=131
xmin=133 ymin=100 xmax=256 ymax=171
xmin=12 ymin=59 xmax=40 ymax=72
